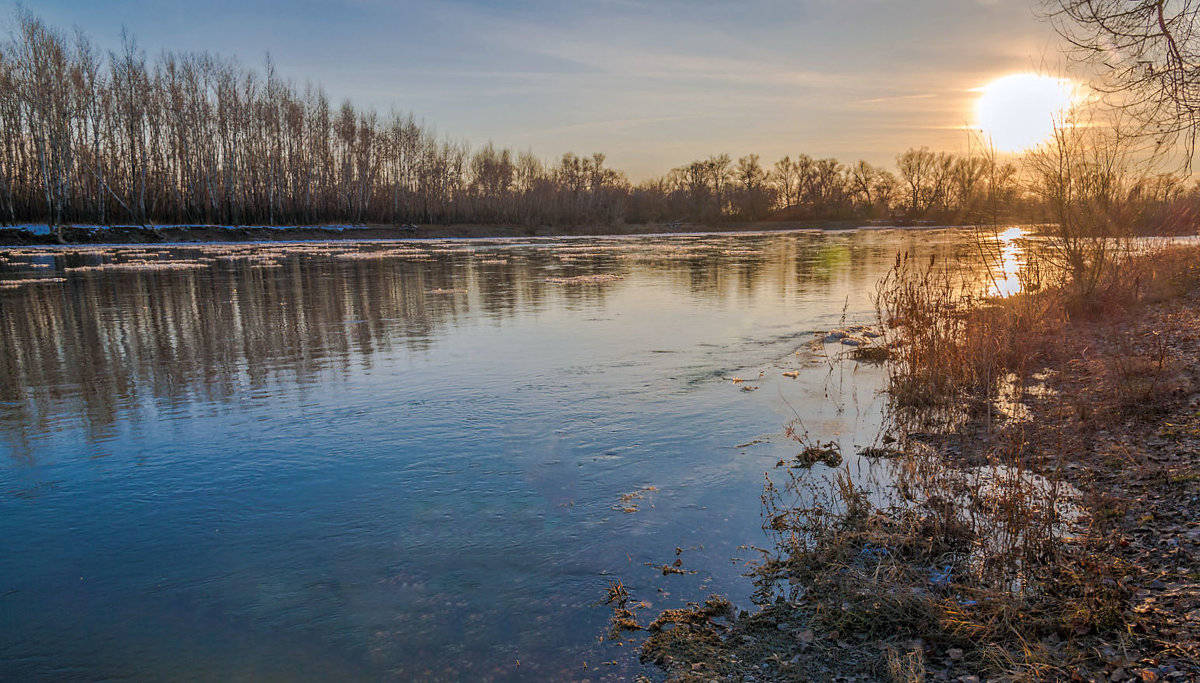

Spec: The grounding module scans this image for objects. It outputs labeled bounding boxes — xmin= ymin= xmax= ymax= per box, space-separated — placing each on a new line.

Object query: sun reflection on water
xmin=986 ymin=226 xmax=1027 ymax=298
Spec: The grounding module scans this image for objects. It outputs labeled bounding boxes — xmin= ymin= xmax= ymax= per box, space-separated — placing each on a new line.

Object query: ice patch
xmin=0 ymin=223 xmax=380 ymax=236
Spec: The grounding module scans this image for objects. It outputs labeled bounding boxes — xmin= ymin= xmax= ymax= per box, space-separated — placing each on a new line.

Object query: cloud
xmin=851 ymin=93 xmax=939 ymax=105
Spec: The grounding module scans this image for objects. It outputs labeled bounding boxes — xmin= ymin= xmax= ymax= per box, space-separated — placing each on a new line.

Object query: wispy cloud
xmin=535 ymin=115 xmax=702 ymax=135
xmin=852 ymin=93 xmax=938 ymax=105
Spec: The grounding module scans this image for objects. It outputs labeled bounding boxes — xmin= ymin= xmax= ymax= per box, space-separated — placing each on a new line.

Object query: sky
xmin=20 ymin=0 xmax=1068 ymax=179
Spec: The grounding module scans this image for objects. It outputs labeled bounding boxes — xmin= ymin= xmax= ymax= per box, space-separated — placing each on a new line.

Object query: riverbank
xmin=621 ymin=245 xmax=1200 ymax=681
xmin=0 ymin=220 xmax=900 ymax=246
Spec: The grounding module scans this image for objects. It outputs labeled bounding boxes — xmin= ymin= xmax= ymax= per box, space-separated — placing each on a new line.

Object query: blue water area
xmin=0 ymin=229 xmax=989 ymax=680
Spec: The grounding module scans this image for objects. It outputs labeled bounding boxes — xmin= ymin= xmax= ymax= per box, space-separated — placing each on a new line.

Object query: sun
xmin=975 ymin=74 xmax=1077 ymax=152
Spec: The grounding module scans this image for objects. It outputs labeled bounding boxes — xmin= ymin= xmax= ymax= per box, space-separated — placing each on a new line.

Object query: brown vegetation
xmin=619 ymin=232 xmax=1200 ymax=680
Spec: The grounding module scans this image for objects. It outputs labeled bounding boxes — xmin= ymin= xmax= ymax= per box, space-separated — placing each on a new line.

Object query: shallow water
xmin=0 ymin=229 xmax=1008 ymax=680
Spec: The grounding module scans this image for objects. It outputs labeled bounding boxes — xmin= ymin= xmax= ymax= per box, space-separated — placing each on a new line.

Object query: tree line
xmin=0 ymin=11 xmax=1192 ymax=236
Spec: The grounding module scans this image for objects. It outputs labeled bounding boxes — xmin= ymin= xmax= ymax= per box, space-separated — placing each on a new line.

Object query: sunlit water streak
xmin=988 ymin=226 xmax=1027 ymax=298
xmin=0 ymin=229 xmax=1020 ymax=680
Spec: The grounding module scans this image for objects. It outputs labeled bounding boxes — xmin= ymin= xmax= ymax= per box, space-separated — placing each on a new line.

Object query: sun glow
xmin=975 ymin=74 xmax=1077 ymax=153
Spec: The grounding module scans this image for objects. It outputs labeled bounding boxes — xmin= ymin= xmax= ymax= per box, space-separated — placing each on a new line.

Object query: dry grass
xmin=771 ymin=242 xmax=1200 ymax=674
xmin=878 ymin=239 xmax=1200 ymax=422
xmin=885 ymin=645 xmax=926 ymax=683
xmin=875 ymin=251 xmax=1067 ymax=420
xmin=633 ymin=240 xmax=1200 ymax=681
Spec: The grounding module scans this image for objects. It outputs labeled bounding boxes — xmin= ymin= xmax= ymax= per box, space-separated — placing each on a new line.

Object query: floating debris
xmin=426 ymin=288 xmax=467 ymax=294
xmin=785 ymin=442 xmax=843 ymax=469
xmin=613 ymin=486 xmax=658 ymax=513
xmin=781 ymin=371 xmax=800 ymax=378
xmin=64 ymin=260 xmax=208 ymax=273
xmin=604 ymin=580 xmax=643 ymax=638
xmin=545 ymin=274 xmax=623 ymax=285
xmin=213 ymin=254 xmax=286 ymax=263
xmin=335 ymin=248 xmax=428 ymax=260
xmin=821 ymin=329 xmax=852 ymax=343
xmin=0 ymin=277 xmax=66 ymax=289
xmin=647 ymin=561 xmax=698 ymax=576
xmin=821 ymin=325 xmax=883 ymax=344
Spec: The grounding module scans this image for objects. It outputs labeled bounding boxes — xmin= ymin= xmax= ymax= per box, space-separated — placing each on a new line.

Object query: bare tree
xmin=771 ymin=156 xmax=800 ymax=210
xmin=896 ymin=148 xmax=936 ymax=216
xmin=1045 ymin=0 xmax=1200 ymax=159
xmin=849 ymin=161 xmax=897 ymax=217
xmin=733 ymin=154 xmax=772 ymax=220
xmin=8 ymin=11 xmax=79 ymax=237
xmin=1025 ymin=112 xmax=1142 ymax=299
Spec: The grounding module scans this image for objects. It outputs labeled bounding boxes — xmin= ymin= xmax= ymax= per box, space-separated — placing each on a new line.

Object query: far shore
xmin=0 ymin=219 xmax=954 ymax=247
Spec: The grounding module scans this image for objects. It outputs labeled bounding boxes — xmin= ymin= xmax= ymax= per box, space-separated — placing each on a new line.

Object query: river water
xmin=0 ymin=228 xmax=1018 ymax=680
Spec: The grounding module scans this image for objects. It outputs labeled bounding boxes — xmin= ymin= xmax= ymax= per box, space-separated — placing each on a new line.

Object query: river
xmin=0 ymin=228 xmax=1020 ymax=680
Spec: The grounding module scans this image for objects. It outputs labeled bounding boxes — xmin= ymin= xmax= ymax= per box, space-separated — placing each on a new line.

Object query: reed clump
xmin=876 ymin=250 xmax=1067 ymax=419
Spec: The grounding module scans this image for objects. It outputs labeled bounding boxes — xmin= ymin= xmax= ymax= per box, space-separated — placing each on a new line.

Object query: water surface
xmin=0 ymin=229 xmax=1003 ymax=680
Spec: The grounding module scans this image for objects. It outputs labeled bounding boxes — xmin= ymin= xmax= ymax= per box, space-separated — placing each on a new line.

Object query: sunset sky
xmin=27 ymin=0 xmax=1067 ymax=179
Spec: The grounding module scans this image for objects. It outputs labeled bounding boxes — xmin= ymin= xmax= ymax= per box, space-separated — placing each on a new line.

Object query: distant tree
xmin=808 ymin=157 xmax=846 ymax=216
xmin=771 ymin=156 xmax=801 ymax=210
xmin=733 ymin=154 xmax=773 ymax=220
xmin=7 ymin=11 xmax=78 ymax=236
xmin=873 ymin=169 xmax=900 ymax=214
xmin=469 ymin=142 xmax=513 ymax=221
xmin=670 ymin=160 xmax=710 ymax=220
xmin=849 ymin=161 xmax=897 ymax=217
xmin=896 ymin=148 xmax=935 ymax=216
xmin=951 ymin=155 xmax=990 ymax=218
xmin=705 ymin=154 xmax=732 ymax=219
